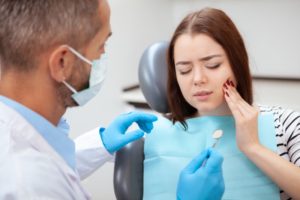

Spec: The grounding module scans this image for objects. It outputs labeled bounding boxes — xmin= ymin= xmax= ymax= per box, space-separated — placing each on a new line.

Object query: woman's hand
xmin=223 ymin=80 xmax=300 ymax=199
xmin=223 ymin=80 xmax=260 ymax=153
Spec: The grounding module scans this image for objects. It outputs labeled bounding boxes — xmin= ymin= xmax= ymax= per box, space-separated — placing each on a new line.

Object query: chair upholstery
xmin=113 ymin=138 xmax=145 ymax=200
xmin=113 ymin=42 xmax=169 ymax=200
xmin=138 ymin=41 xmax=169 ymax=113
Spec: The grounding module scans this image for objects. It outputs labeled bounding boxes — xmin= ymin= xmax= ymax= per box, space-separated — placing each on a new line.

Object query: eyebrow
xmin=199 ymin=54 xmax=223 ymax=61
xmin=175 ymin=54 xmax=223 ymax=66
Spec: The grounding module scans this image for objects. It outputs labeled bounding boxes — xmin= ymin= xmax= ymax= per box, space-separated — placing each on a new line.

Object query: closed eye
xmin=176 ymin=62 xmax=192 ymax=75
xmin=206 ymin=63 xmax=221 ymax=69
xmin=179 ymin=69 xmax=191 ymax=75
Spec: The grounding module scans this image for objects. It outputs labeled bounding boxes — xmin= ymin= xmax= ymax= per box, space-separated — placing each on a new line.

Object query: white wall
xmin=253 ymin=79 xmax=300 ymax=112
xmin=64 ymin=0 xmax=300 ymax=199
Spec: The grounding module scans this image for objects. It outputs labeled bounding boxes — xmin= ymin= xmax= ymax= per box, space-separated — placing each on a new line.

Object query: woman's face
xmin=174 ymin=33 xmax=236 ymax=116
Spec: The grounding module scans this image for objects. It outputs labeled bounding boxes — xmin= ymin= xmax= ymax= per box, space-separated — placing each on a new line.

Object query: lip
xmin=193 ymin=91 xmax=213 ymax=101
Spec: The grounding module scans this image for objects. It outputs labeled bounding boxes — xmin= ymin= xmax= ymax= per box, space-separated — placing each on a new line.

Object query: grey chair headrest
xmin=138 ymin=41 xmax=169 ymax=113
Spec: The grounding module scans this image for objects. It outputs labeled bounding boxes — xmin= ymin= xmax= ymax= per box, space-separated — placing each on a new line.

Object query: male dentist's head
xmin=0 ymin=0 xmax=112 ymax=125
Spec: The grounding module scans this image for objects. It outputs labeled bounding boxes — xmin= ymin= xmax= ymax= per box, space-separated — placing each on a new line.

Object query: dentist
xmin=0 ymin=0 xmax=224 ymax=199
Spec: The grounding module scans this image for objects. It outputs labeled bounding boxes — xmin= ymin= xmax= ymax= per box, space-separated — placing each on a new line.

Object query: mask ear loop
xmin=62 ymin=46 xmax=93 ymax=94
xmin=62 ymin=80 xmax=78 ymax=94
xmin=67 ymin=46 xmax=92 ymax=65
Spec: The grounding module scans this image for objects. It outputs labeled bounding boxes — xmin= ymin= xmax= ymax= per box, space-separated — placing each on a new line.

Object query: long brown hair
xmin=167 ymin=7 xmax=253 ymax=129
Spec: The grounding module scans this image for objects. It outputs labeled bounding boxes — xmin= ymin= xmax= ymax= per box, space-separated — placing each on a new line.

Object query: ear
xmin=48 ymin=45 xmax=75 ymax=82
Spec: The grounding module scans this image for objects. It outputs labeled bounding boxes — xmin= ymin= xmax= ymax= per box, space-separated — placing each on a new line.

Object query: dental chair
xmin=113 ymin=42 xmax=169 ymax=200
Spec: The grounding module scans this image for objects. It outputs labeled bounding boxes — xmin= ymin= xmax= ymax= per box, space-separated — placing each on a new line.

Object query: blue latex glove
xmin=177 ymin=148 xmax=225 ymax=200
xmin=99 ymin=111 xmax=158 ymax=154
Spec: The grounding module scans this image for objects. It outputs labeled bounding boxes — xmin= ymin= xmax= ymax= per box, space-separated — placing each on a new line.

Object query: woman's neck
xmin=196 ymin=101 xmax=232 ymax=117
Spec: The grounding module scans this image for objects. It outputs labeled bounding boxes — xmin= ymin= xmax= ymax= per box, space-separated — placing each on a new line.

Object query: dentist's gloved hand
xmin=177 ymin=148 xmax=225 ymax=200
xmin=99 ymin=111 xmax=158 ymax=154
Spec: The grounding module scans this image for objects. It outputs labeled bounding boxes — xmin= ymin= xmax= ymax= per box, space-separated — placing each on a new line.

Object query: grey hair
xmin=0 ymin=0 xmax=101 ymax=71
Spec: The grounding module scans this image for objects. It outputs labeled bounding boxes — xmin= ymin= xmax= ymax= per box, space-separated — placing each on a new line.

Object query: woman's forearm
xmin=243 ymin=144 xmax=300 ymax=199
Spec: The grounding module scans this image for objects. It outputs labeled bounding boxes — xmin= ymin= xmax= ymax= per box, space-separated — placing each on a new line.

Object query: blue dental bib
xmin=143 ymin=114 xmax=279 ymax=200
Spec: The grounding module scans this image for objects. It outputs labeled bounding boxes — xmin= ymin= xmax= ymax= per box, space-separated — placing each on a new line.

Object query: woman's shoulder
xmin=259 ymin=105 xmax=300 ymax=138
xmin=259 ymin=104 xmax=284 ymax=114
xmin=148 ymin=114 xmax=184 ymax=137
xmin=149 ymin=114 xmax=172 ymax=132
xmin=259 ymin=104 xmax=299 ymax=120
xmin=145 ymin=115 xmax=178 ymax=144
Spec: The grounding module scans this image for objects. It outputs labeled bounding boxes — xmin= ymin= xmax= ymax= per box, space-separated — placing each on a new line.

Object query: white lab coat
xmin=0 ymin=102 xmax=114 ymax=199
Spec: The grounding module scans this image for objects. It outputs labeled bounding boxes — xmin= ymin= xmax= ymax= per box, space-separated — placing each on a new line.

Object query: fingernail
xmin=230 ymin=81 xmax=234 ymax=87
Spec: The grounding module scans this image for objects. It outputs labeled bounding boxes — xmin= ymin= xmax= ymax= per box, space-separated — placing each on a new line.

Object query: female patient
xmin=143 ymin=8 xmax=300 ymax=200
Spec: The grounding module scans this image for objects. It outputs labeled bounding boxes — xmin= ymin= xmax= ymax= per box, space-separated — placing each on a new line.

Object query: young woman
xmin=143 ymin=8 xmax=300 ymax=200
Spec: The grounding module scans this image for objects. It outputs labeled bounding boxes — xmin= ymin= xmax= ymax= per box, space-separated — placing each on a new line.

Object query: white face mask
xmin=62 ymin=46 xmax=107 ymax=106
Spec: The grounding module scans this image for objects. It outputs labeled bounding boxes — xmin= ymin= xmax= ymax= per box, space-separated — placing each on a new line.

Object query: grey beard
xmin=57 ymin=84 xmax=77 ymax=108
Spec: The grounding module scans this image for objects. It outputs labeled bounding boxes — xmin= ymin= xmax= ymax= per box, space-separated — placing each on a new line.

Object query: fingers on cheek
xmin=223 ymin=81 xmax=229 ymax=98
xmin=223 ymin=79 xmax=239 ymax=99
xmin=223 ymin=80 xmax=233 ymax=99
xmin=224 ymin=89 xmax=229 ymax=98
xmin=225 ymin=79 xmax=235 ymax=87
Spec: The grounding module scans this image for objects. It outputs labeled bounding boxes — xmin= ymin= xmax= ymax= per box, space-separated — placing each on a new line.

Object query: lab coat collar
xmin=0 ymin=95 xmax=76 ymax=170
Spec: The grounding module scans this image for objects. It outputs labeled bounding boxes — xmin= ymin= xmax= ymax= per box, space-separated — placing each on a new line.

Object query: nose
xmin=193 ymin=66 xmax=207 ymax=86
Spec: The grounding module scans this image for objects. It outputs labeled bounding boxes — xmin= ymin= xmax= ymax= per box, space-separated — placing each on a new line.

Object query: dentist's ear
xmin=48 ymin=45 xmax=75 ymax=82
